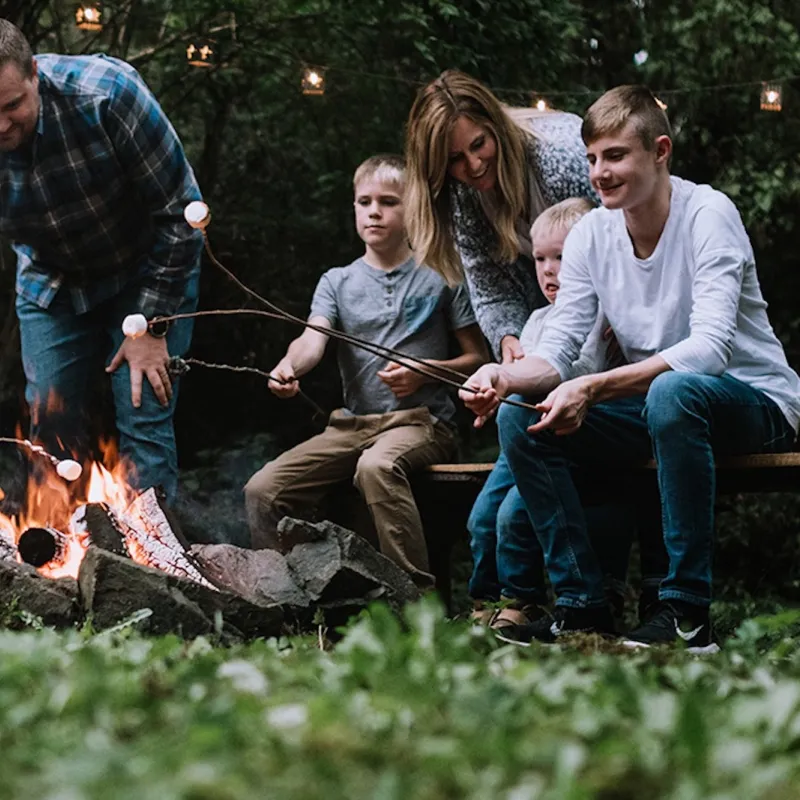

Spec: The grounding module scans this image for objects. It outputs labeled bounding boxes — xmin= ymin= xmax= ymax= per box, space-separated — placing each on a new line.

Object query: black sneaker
xmin=637 ymin=584 xmax=661 ymax=625
xmin=495 ymin=604 xmax=616 ymax=646
xmin=623 ymin=601 xmax=720 ymax=654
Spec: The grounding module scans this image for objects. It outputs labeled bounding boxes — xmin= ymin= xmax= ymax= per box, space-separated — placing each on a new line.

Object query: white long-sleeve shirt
xmin=520 ymin=304 xmax=612 ymax=378
xmin=534 ymin=176 xmax=800 ymax=432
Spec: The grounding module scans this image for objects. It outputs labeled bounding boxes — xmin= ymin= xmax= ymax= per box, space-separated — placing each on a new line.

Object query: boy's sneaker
xmin=623 ymin=601 xmax=720 ymax=654
xmin=489 ymin=603 xmax=547 ymax=632
xmin=468 ymin=602 xmax=496 ymax=626
xmin=495 ymin=604 xmax=616 ymax=647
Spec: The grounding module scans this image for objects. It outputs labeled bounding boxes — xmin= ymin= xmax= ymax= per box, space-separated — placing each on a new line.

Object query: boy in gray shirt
xmin=245 ymin=154 xmax=488 ymax=589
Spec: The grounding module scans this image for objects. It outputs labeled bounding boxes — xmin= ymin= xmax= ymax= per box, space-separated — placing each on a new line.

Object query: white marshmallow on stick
xmin=56 ymin=459 xmax=83 ymax=482
xmin=122 ymin=313 xmax=148 ymax=339
xmin=184 ymin=201 xmax=211 ymax=230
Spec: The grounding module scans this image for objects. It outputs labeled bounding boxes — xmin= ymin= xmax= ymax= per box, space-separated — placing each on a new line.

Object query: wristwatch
xmin=148 ymin=318 xmax=171 ymax=338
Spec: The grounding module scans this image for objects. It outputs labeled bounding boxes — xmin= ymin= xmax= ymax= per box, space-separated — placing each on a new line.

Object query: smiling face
xmin=353 ymin=178 xmax=407 ymax=252
xmin=447 ymin=115 xmax=498 ymax=193
xmin=586 ymin=121 xmax=671 ymax=212
xmin=0 ymin=59 xmax=39 ymax=152
xmin=533 ymin=226 xmax=566 ymax=304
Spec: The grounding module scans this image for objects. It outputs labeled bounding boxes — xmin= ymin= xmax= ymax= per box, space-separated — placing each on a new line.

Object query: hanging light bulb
xmin=760 ymin=82 xmax=782 ymax=112
xmin=186 ymin=39 xmax=216 ymax=68
xmin=75 ymin=4 xmax=103 ymax=31
xmin=302 ymin=67 xmax=325 ymax=96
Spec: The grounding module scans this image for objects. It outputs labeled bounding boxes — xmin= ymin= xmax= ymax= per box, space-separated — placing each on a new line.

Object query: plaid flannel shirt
xmin=0 ymin=54 xmax=202 ymax=318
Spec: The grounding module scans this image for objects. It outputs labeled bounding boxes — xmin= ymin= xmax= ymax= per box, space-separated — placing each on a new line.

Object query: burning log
xmin=0 ymin=532 xmax=17 ymax=562
xmin=74 ymin=503 xmax=129 ymax=557
xmin=17 ymin=526 xmax=70 ymax=568
xmin=121 ymin=488 xmax=218 ymax=590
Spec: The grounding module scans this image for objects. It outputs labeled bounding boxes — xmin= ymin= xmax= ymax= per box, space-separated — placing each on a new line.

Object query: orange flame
xmin=0 ymin=438 xmax=138 ymax=579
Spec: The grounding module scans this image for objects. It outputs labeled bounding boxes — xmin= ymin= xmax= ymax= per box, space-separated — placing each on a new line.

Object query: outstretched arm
xmin=269 ymin=316 xmax=331 ymax=399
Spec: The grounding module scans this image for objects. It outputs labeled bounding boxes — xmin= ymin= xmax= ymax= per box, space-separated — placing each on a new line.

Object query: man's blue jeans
xmin=498 ymin=372 xmax=795 ymax=609
xmin=468 ymin=447 xmax=635 ymax=605
xmin=16 ymin=269 xmax=199 ymax=503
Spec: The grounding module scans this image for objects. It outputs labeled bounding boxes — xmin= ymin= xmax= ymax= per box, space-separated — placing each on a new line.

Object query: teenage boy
xmin=460 ymin=85 xmax=800 ymax=651
xmin=245 ymin=154 xmax=488 ymax=590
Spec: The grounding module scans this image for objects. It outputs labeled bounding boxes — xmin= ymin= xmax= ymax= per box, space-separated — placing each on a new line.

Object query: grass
xmin=2 ymin=599 xmax=800 ymax=800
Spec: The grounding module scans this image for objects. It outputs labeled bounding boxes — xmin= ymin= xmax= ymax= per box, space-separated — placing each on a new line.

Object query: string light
xmin=186 ymin=39 xmax=216 ymax=68
xmin=532 ymin=96 xmax=549 ymax=112
xmin=654 ymin=96 xmax=668 ymax=111
xmin=760 ymin=82 xmax=783 ymax=112
xmin=302 ymin=67 xmax=325 ymax=96
xmin=75 ymin=4 xmax=103 ymax=31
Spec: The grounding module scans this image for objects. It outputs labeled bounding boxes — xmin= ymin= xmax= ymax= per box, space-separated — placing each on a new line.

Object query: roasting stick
xmin=177 ymin=356 xmax=327 ymax=420
xmin=121 ymin=202 xmax=541 ymax=416
xmin=0 ymin=437 xmax=82 ymax=481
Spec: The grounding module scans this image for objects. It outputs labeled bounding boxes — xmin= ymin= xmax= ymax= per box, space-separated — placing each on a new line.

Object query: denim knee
xmin=467 ymin=497 xmax=495 ymax=541
xmin=644 ymin=372 xmax=710 ymax=436
xmin=496 ymin=397 xmax=539 ymax=454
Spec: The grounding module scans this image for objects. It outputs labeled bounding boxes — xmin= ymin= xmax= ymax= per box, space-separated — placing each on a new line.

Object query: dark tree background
xmin=1 ymin=0 xmax=799 ymax=596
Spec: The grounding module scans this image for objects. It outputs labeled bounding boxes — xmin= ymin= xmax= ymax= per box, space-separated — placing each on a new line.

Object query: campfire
xmin=0 ymin=440 xmax=215 ymax=589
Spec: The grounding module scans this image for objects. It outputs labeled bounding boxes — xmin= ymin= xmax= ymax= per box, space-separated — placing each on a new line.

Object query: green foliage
xmin=2 ymin=598 xmax=800 ymax=798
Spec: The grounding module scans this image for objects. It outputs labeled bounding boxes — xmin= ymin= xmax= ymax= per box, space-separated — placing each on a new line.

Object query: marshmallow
xmin=184 ymin=201 xmax=211 ymax=230
xmin=56 ymin=459 xmax=83 ymax=481
xmin=122 ymin=313 xmax=149 ymax=339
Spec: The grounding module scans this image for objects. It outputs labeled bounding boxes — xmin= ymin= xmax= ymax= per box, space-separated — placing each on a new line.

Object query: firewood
xmin=17 ymin=526 xmax=69 ymax=568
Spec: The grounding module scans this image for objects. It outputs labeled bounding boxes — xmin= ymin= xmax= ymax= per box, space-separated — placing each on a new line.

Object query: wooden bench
xmin=413 ymin=453 xmax=800 ymax=609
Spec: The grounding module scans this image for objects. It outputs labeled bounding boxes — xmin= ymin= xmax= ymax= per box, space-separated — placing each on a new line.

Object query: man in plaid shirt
xmin=0 ymin=20 xmax=202 ymax=503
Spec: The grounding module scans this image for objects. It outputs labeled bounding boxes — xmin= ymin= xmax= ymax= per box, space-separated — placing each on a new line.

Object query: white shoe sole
xmin=622 ymin=639 xmax=720 ymax=655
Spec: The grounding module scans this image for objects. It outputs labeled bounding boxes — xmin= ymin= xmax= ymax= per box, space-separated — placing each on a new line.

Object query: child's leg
xmin=497 ymin=395 xmax=652 ymax=609
xmin=495 ymin=485 xmax=547 ymax=606
xmin=353 ymin=408 xmax=456 ymax=590
xmin=466 ymin=451 xmax=516 ymax=602
xmin=244 ymin=411 xmax=364 ymax=549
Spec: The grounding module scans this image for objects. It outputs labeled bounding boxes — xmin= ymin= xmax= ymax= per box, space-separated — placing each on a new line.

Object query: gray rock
xmin=280 ymin=518 xmax=420 ymax=607
xmin=78 ymin=547 xmax=284 ymax=640
xmin=190 ymin=543 xmax=310 ymax=608
xmin=0 ymin=557 xmax=79 ymax=628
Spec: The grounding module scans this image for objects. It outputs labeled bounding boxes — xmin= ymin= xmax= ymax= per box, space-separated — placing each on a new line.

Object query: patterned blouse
xmin=450 ymin=111 xmax=597 ymax=358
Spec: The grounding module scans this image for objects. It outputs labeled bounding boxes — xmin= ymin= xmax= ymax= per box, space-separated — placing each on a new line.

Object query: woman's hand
xmin=500 ymin=335 xmax=525 ymax=364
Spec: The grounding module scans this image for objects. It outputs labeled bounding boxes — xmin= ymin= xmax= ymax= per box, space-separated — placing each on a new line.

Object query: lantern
xmin=75 ymin=4 xmax=103 ymax=31
xmin=760 ymin=83 xmax=782 ymax=112
xmin=302 ymin=68 xmax=325 ymax=96
xmin=186 ymin=39 xmax=216 ymax=68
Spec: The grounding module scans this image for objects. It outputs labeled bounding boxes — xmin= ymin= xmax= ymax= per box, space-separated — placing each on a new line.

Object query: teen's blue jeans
xmin=498 ymin=372 xmax=795 ymax=609
xmin=467 ymin=442 xmax=635 ymax=604
xmin=16 ymin=267 xmax=199 ymax=504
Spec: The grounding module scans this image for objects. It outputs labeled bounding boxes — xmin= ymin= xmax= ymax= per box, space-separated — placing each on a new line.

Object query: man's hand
xmin=458 ymin=364 xmax=509 ymax=428
xmin=528 ymin=376 xmax=595 ymax=436
xmin=500 ymin=335 xmax=525 ymax=364
xmin=269 ymin=357 xmax=300 ymax=399
xmin=377 ymin=361 xmax=427 ymax=398
xmin=107 ymin=335 xmax=172 ymax=408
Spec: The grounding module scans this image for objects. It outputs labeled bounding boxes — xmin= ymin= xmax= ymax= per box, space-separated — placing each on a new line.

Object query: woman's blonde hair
xmin=405 ymin=70 xmax=539 ymax=285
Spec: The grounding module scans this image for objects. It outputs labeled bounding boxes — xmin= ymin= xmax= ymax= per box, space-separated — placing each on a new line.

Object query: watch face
xmin=149 ymin=319 xmax=170 ymax=338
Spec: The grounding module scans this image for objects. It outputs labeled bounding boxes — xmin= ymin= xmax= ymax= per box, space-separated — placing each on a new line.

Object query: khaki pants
xmin=244 ymin=407 xmax=457 ymax=589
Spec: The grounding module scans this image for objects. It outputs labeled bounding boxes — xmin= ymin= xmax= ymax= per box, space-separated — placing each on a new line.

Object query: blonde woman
xmin=405 ymin=69 xmax=597 ymax=363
